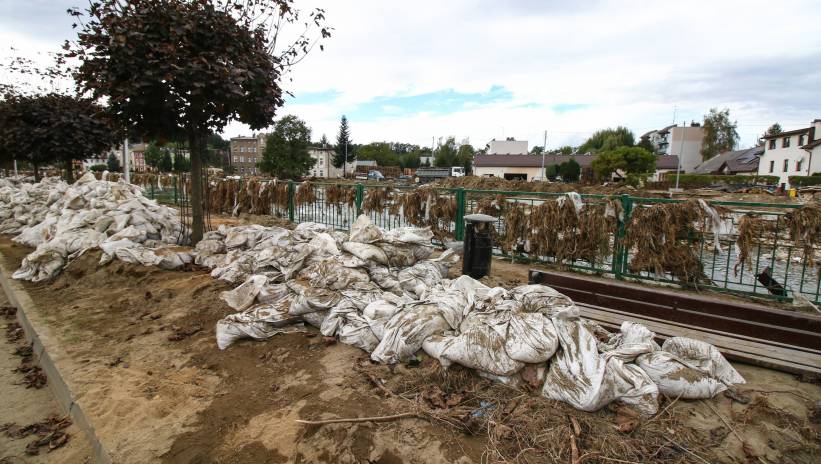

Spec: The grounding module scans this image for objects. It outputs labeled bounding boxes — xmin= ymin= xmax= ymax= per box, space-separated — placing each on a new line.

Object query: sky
xmin=1 ymin=0 xmax=820 ymax=150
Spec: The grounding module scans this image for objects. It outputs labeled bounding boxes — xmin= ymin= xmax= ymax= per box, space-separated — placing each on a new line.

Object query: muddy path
xmin=0 ymin=236 xmax=818 ymax=463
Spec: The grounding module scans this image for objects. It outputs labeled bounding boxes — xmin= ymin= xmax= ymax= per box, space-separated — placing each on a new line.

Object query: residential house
xmin=757 ymin=119 xmax=821 ymax=188
xmin=648 ymin=155 xmax=683 ymax=182
xmin=474 ymin=153 xmax=679 ymax=182
xmin=230 ymin=134 xmax=267 ymax=176
xmin=487 ymin=139 xmax=529 ymax=155
xmin=692 ymin=146 xmax=763 ymax=176
xmin=129 ymin=143 xmax=147 ymax=172
xmin=307 ymin=147 xmax=342 ymax=178
xmin=641 ymin=125 xmax=676 ymax=155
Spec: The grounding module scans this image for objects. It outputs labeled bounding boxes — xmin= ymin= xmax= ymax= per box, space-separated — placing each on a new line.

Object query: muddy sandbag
xmin=220 ymin=275 xmax=268 ymax=310
xmin=599 ymin=321 xmax=659 ymax=362
xmin=341 ymin=241 xmax=389 ymax=265
xmin=542 ymin=306 xmax=659 ymax=415
xmin=348 ymin=214 xmax=382 ymax=243
xmin=216 ymin=301 xmax=304 ymax=350
xmin=635 ymin=337 xmax=745 ymax=399
xmin=397 ymin=249 xmax=460 ymax=298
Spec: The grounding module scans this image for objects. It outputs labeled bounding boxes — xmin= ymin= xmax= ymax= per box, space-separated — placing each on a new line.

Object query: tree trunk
xmin=33 ymin=162 xmax=40 ymax=182
xmin=65 ymin=159 xmax=75 ymax=184
xmin=188 ymin=131 xmax=204 ymax=245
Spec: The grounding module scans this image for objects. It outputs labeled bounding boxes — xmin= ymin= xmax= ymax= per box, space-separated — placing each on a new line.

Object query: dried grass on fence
xmin=274 ymin=182 xmax=289 ymax=209
xmin=785 ymin=201 xmax=821 ymax=266
xmin=324 ymin=185 xmax=356 ymax=208
xmin=295 ymin=181 xmax=316 ymax=205
xmin=734 ymin=214 xmax=766 ymax=275
xmin=363 ymin=187 xmax=394 ymax=213
xmin=624 ymin=200 xmax=723 ymax=284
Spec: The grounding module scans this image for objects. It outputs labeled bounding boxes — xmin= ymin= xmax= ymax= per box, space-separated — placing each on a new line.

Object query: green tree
xmin=159 ymin=151 xmax=173 ymax=172
xmin=545 ymin=164 xmax=559 ymax=179
xmin=456 ymin=144 xmax=475 ymax=174
xmin=173 ymin=152 xmax=190 ymax=172
xmin=578 ymin=126 xmax=635 ymax=153
xmin=144 ymin=142 xmax=163 ymax=171
xmin=759 ymin=123 xmax=783 ymax=144
xmin=207 ymin=133 xmax=230 ymax=150
xmin=67 ymin=0 xmax=330 ymax=243
xmin=318 ymin=134 xmax=330 ymax=148
xmin=358 ymin=142 xmax=400 ymax=166
xmin=591 ymin=146 xmax=655 ymax=181
xmin=637 ymin=136 xmax=655 ymax=153
xmin=107 ymin=152 xmax=121 ymax=172
xmin=258 ymin=115 xmax=315 ymax=179
xmin=559 ymin=159 xmax=581 ymax=182
xmin=333 ymin=115 xmax=355 ymax=174
xmin=701 ymin=108 xmax=739 ymax=161
xmin=434 ymin=137 xmax=458 ymax=167
xmin=530 ymin=146 xmax=544 ymax=155
xmin=401 ymin=151 xmax=421 ymax=170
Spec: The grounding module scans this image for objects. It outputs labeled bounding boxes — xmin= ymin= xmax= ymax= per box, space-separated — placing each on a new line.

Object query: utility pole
xmin=13 ymin=158 xmax=18 ymax=177
xmin=343 ymin=140 xmax=348 ymax=178
xmin=540 ymin=130 xmax=547 ymax=180
xmin=123 ymin=137 xmax=131 ymax=183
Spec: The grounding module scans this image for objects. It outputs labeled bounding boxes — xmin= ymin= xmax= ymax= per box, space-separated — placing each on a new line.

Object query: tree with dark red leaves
xmin=65 ymin=0 xmax=330 ymax=243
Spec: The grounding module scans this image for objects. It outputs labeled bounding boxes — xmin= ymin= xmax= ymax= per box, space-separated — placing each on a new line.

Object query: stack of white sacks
xmin=0 ymin=173 xmax=186 ymax=281
xmin=1 ymin=176 xmax=744 ymax=415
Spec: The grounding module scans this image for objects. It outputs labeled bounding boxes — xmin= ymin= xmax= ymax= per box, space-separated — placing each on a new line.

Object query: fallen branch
xmin=295 ymin=412 xmax=420 ymax=426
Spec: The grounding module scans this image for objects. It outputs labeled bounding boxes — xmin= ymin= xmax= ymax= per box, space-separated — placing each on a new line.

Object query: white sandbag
xmin=635 ymin=337 xmax=744 ymax=399
xmin=348 ymin=214 xmax=382 ymax=243
xmin=342 ymin=241 xmax=388 ymax=265
xmin=599 ymin=321 xmax=659 ymax=362
xmin=289 ymin=287 xmax=342 ymax=316
xmin=396 ymin=249 xmax=459 ymax=298
xmin=220 ymin=275 xmax=268 ymax=310
xmin=216 ymin=301 xmax=303 ymax=349
xmin=371 ymin=302 xmax=451 ymax=364
xmin=542 ymin=306 xmax=659 ymax=415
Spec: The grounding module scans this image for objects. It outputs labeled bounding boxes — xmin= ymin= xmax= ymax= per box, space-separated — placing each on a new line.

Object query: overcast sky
xmin=2 ymin=0 xmax=820 ymax=150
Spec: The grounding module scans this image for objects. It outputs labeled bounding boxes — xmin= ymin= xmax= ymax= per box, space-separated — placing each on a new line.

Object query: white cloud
xmin=3 ymin=0 xmax=820 ymax=149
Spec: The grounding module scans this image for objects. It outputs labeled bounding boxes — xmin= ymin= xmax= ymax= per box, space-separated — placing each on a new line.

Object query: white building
xmin=642 ymin=124 xmax=705 ymax=173
xmin=758 ymin=119 xmax=821 ymax=188
xmin=487 ymin=139 xmax=528 ymax=155
xmin=307 ymin=147 xmax=341 ymax=178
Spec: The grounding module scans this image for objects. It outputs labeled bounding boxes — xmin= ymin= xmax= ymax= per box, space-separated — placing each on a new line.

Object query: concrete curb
xmin=0 ymin=251 xmax=112 ymax=464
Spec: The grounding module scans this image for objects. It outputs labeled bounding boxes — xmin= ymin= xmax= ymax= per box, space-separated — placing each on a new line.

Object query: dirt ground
xmin=0 ymin=292 xmax=92 ymax=463
xmin=0 ymin=237 xmax=819 ymax=463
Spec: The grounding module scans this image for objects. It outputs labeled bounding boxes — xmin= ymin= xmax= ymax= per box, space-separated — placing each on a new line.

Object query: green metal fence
xmin=147 ymin=178 xmax=820 ymax=304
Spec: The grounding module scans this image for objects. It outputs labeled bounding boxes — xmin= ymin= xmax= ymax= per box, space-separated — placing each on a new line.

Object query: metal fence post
xmin=173 ymin=176 xmax=178 ymax=205
xmin=454 ymin=188 xmax=466 ymax=241
xmin=355 ymin=183 xmax=364 ymax=216
xmin=150 ymin=180 xmax=155 ymax=199
xmin=613 ymin=194 xmax=633 ymax=279
xmin=287 ymin=180 xmax=296 ymax=222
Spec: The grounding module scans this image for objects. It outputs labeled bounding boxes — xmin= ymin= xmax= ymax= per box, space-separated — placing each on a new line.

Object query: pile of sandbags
xmin=205 ymin=215 xmax=743 ymax=416
xmin=0 ymin=172 xmax=184 ymax=281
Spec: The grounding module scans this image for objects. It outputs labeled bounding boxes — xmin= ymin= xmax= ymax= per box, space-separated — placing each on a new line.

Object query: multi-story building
xmin=758 ymin=119 xmax=821 ymax=188
xmin=642 ymin=124 xmax=705 ymax=173
xmin=307 ymin=147 xmax=341 ymax=178
xmin=230 ymin=134 xmax=267 ymax=176
xmin=129 ymin=143 xmax=147 ymax=172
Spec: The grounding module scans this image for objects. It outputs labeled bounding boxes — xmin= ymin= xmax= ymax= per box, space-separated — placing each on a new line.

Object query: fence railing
xmin=146 ymin=178 xmax=819 ymax=304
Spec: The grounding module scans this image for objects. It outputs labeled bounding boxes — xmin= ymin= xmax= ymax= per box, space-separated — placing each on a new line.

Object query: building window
xmin=319 ymin=158 xmax=323 ymax=165
xmin=798 ymin=134 xmax=805 ymax=145
xmin=769 ymin=160 xmax=774 ymax=173
xmin=796 ymin=160 xmax=803 ymax=172
xmin=783 ymin=159 xmax=789 ymax=172
xmin=320 ymin=171 xmax=324 ymax=177
xmin=768 ymin=139 xmax=776 ymax=149
xmin=782 ymin=136 xmax=790 ymax=148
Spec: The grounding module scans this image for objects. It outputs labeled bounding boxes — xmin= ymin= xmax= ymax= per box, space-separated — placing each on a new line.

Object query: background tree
xmin=551 ymin=145 xmax=575 ymax=155
xmin=759 ymin=123 xmax=783 ymax=144
xmin=558 ymin=159 xmax=581 ymax=182
xmin=318 ymin=134 xmax=330 ymax=147
xmin=701 ymin=108 xmax=739 ymax=161
xmin=401 ymin=151 xmax=421 ymax=170
xmin=106 ymin=152 xmax=121 ymax=172
xmin=637 ymin=135 xmax=655 ymax=153
xmin=358 ymin=142 xmax=400 ymax=166
xmin=529 ymin=146 xmax=544 ymax=155
xmin=0 ymin=92 xmax=117 ymax=182
xmin=257 ymin=115 xmax=315 ymax=179
xmin=455 ymin=144 xmax=475 ymax=174
xmin=591 ymin=146 xmax=655 ymax=181
xmin=545 ymin=164 xmax=559 ymax=179
xmin=159 ymin=151 xmax=173 ymax=172
xmin=144 ymin=142 xmax=163 ymax=171
xmin=333 ymin=115 xmax=355 ymax=175
xmin=173 ymin=152 xmax=190 ymax=172
xmin=67 ymin=0 xmax=331 ymax=243
xmin=578 ymin=126 xmax=635 ymax=153
xmin=434 ymin=137 xmax=458 ymax=167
